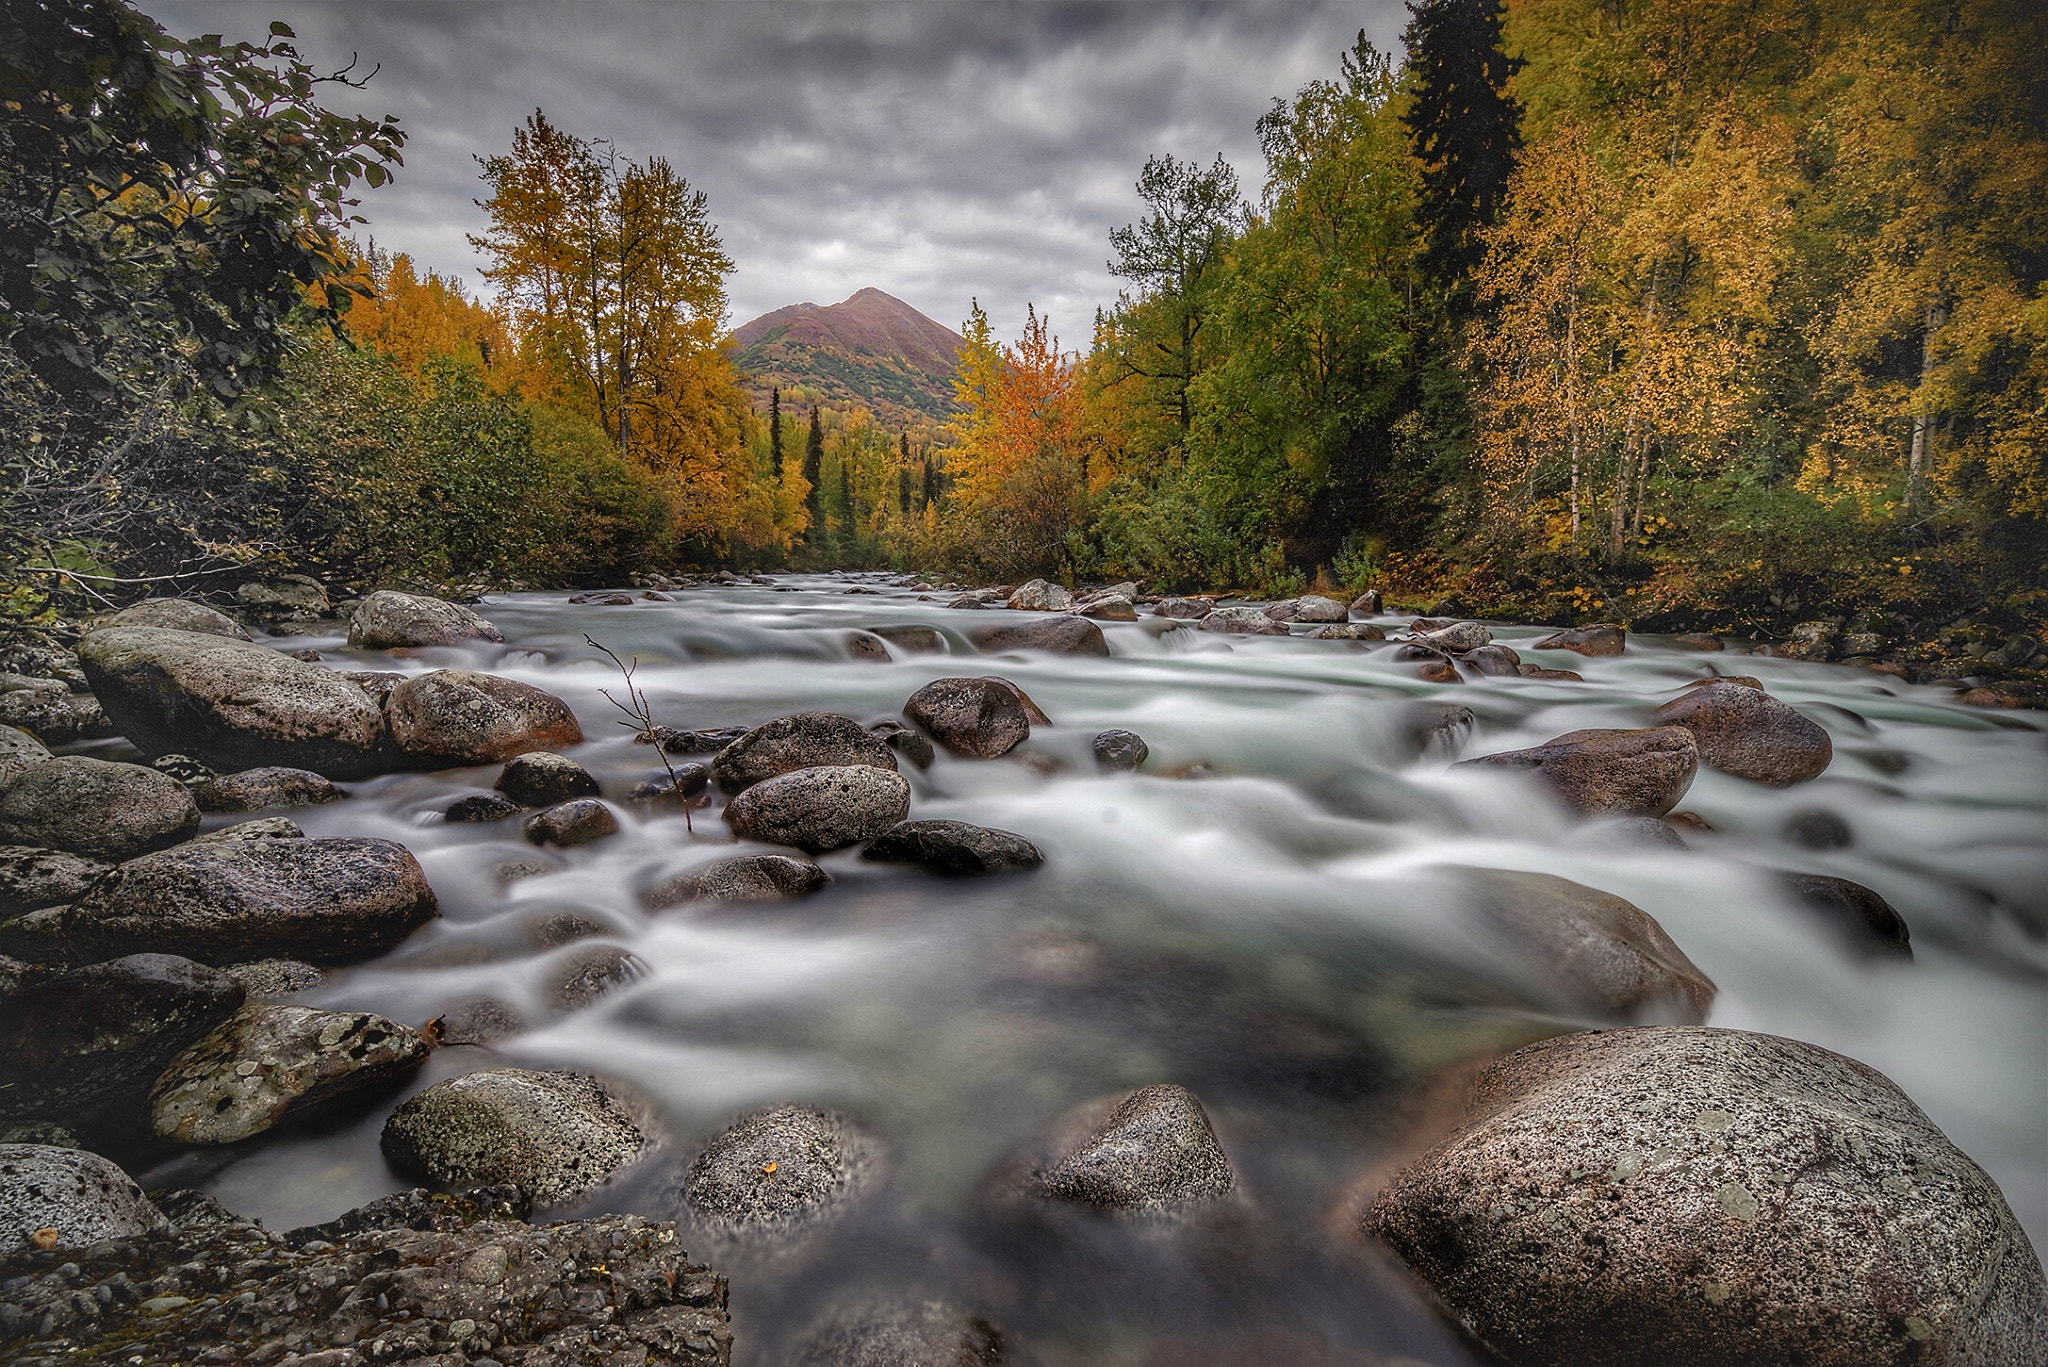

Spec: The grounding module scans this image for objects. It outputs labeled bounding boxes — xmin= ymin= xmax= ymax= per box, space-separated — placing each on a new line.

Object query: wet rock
xmin=645 ymin=853 xmax=832 ymax=910
xmin=1417 ymin=621 xmax=1492 ymax=653
xmin=1201 ymin=605 xmax=1290 ymax=636
xmin=189 ymin=765 xmax=341 ymax=814
xmin=494 ymin=751 xmax=600 ymax=806
xmin=987 ymin=675 xmax=1052 ymax=724
xmin=1462 ymin=643 xmax=1523 ymax=676
xmin=1265 ymin=595 xmax=1348 ymax=623
xmin=567 ymin=590 xmax=635 ymax=606
xmin=1154 ymin=596 xmax=1214 ymax=619
xmin=1081 ymin=593 xmax=1138 ymax=620
xmin=791 ymin=1295 xmax=1007 ymax=1367
xmin=147 ymin=752 xmax=216 ymax=783
xmin=947 ymin=589 xmax=1008 ymax=609
xmin=845 ymin=629 xmax=892 ymax=662
xmin=1350 ymin=589 xmax=1384 ymax=614
xmin=681 ymin=1104 xmax=886 ymax=1245
xmin=1456 ymin=726 xmax=1698 ymax=817
xmin=547 ymin=943 xmax=648 ymax=1010
xmin=446 ymin=792 xmax=523 ymax=823
xmin=1673 ymin=632 xmax=1724 ymax=651
xmin=1776 ymin=873 xmax=1912 ymax=957
xmin=223 ymin=958 xmax=324 ymax=999
xmin=723 ymin=765 xmax=912 ymax=855
xmin=527 ymin=909 xmax=611 ymax=947
xmin=1416 ymin=659 xmax=1462 ymax=684
xmin=386 ymin=668 xmax=584 ymax=766
xmin=1652 ymin=680 xmax=1833 ymax=787
xmin=0 ymin=756 xmax=198 ymax=861
xmin=1785 ymin=809 xmax=1853 ymax=850
xmin=629 ymin=762 xmax=712 ymax=806
xmin=346 ymin=588 xmax=504 ymax=648
xmin=712 ymin=712 xmax=898 ymax=793
xmin=1305 ymin=622 xmax=1383 ymax=640
xmin=862 ymin=624 xmax=940 ymax=655
xmin=28 ymin=837 xmax=438 ymax=966
xmin=1008 ymin=578 xmax=1074 ymax=611
xmin=1518 ymin=664 xmax=1585 ymax=680
xmin=0 ymin=954 xmax=244 ymax=1124
xmin=1393 ymin=642 xmax=1449 ymax=663
xmin=77 ymin=626 xmax=389 ymax=777
xmin=0 ymin=1144 xmax=166 ymax=1253
xmin=0 ymin=845 xmax=109 ymax=916
xmin=382 ymin=1068 xmax=648 ymax=1206
xmin=1779 ymin=619 xmax=1840 ymax=661
xmin=967 ymin=614 xmax=1111 ymax=656
xmin=88 ymin=597 xmax=250 ymax=640
xmin=0 ymin=688 xmax=113 ymax=745
xmin=869 ymin=719 xmax=936 ymax=769
xmin=1024 ymin=1084 xmax=1236 ymax=1219
xmin=149 ymin=1004 xmax=430 ymax=1144
xmin=186 ymin=815 xmax=304 ymax=845
xmin=1093 ymin=728 xmax=1150 ymax=771
xmin=644 ymin=723 xmax=752 ymax=754
xmin=432 ymin=996 xmax=527 ymax=1046
xmin=1365 ymin=1026 xmax=2045 ymax=1367
xmin=860 ymin=820 xmax=1044 ymax=875
xmin=0 ymin=725 xmax=51 ymax=787
xmin=1458 ymin=870 xmax=1716 ymax=1022
xmin=904 ymin=677 xmax=1031 ymax=758
xmin=0 ymin=1187 xmax=729 ymax=1365
xmin=1531 ymin=623 xmax=1628 ymax=656
xmin=523 ymin=798 xmax=619 ymax=847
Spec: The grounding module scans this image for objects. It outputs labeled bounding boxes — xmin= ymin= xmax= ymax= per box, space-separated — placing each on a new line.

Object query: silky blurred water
xmin=155 ymin=575 xmax=2045 ymax=1364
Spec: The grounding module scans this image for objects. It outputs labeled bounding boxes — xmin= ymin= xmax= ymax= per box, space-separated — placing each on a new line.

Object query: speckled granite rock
xmin=382 ymin=1068 xmax=648 ymax=1207
xmin=0 ymin=1144 xmax=166 ymax=1254
xmin=722 ymin=765 xmax=912 ymax=854
xmin=903 ymin=677 xmax=1031 ymax=758
xmin=645 ymin=853 xmax=832 ymax=910
xmin=711 ymin=712 xmax=898 ymax=793
xmin=859 ymin=819 xmax=1043 ymax=875
xmin=1653 ymin=680 xmax=1834 ymax=786
xmin=680 ymin=1105 xmax=887 ymax=1254
xmin=1456 ymin=726 xmax=1698 ymax=817
xmin=0 ymin=757 xmax=198 ymax=861
xmin=347 ymin=589 xmax=505 ymax=648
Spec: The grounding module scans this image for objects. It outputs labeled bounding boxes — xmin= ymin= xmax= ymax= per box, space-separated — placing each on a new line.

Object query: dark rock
xmin=336 ymin=667 xmax=406 ymax=707
xmin=643 ymin=723 xmax=752 ymax=754
xmin=1780 ymin=619 xmax=1841 ymax=661
xmin=946 ymin=589 xmax=1007 ymax=609
xmin=25 ymin=837 xmax=438 ymax=966
xmin=386 ymin=668 xmax=584 ymax=766
xmin=1785 ymin=809 xmax=1853 ymax=850
xmin=1007 ymin=579 xmax=1074 ymax=611
xmin=446 ymin=792 xmax=524 ymax=823
xmin=1518 ymin=664 xmax=1585 ymax=681
xmin=0 ymin=756 xmax=199 ymax=860
xmin=567 ymin=590 xmax=635 ymax=606
xmin=0 ymin=726 xmax=51 ymax=787
xmin=149 ymin=1004 xmax=429 ymax=1144
xmin=1574 ymin=816 xmax=1688 ymax=851
xmin=723 ymin=765 xmax=912 ymax=854
xmin=1673 ymin=632 xmax=1724 ymax=651
xmin=1652 ymin=681 xmax=1833 ymax=787
xmin=523 ymin=799 xmax=619 ymax=847
xmin=1531 ymin=623 xmax=1628 ymax=656
xmin=986 ymin=675 xmax=1052 ymax=724
xmin=1200 ymin=606 xmax=1289 ymax=636
xmin=681 ymin=1104 xmax=886 ymax=1245
xmin=290 ymin=647 xmax=321 ymax=661
xmin=547 ymin=943 xmax=647 ymax=1010
xmin=432 ymin=996 xmax=526 ymax=1046
xmin=186 ymin=815 xmax=304 ymax=845
xmin=904 ymin=677 xmax=1030 ymax=758
xmin=1462 ymin=643 xmax=1523 ymax=676
xmin=347 ymin=589 xmax=504 ymax=648
xmin=77 ymin=626 xmax=389 ymax=777
xmin=148 ymin=752 xmax=216 ymax=783
xmin=1 ymin=1144 xmax=166 ymax=1253
xmin=0 ymin=845 xmax=109 ymax=916
xmin=869 ymin=624 xmax=945 ymax=654
xmin=1093 ymin=728 xmax=1150 ymax=771
xmin=967 ymin=614 xmax=1111 ymax=656
xmin=1154 ymin=596 xmax=1214 ymax=619
xmin=88 ymin=598 xmax=250 ymax=640
xmin=1405 ymin=702 xmax=1476 ymax=757
xmin=223 ymin=958 xmax=323 ymax=999
xmin=868 ymin=720 xmax=935 ymax=769
xmin=645 ymin=854 xmax=831 ymax=910
xmin=0 ymin=954 xmax=244 ymax=1124
xmin=0 ymin=687 xmax=112 ymax=744
xmin=190 ymin=765 xmax=341 ymax=814
xmin=791 ymin=1295 xmax=1007 ymax=1367
xmin=1776 ymin=873 xmax=1912 ymax=957
xmin=1456 ymin=727 xmax=1698 ymax=817
xmin=1365 ymin=1026 xmax=2044 ymax=1367
xmin=382 ymin=1068 xmax=648 ymax=1206
xmin=1025 ymin=1084 xmax=1235 ymax=1219
xmin=1416 ymin=660 xmax=1462 ymax=684
xmin=844 ymin=630 xmax=892 ymax=662
xmin=860 ymin=820 xmax=1044 ymax=875
xmin=712 ymin=712 xmax=897 ymax=793
xmin=527 ymin=910 xmax=610 ymax=947
xmin=1392 ymin=642 xmax=1448 ymax=662
xmin=495 ymin=751 xmax=600 ymax=806
xmin=629 ymin=762 xmax=712 ymax=805
xmin=1350 ymin=589 xmax=1384 ymax=614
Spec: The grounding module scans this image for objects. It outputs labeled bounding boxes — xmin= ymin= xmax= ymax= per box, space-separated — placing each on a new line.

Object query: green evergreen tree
xmin=898 ymin=432 xmax=913 ymax=511
xmin=802 ymin=405 xmax=824 ymax=543
xmin=921 ymin=456 xmax=938 ymax=510
xmin=837 ymin=459 xmax=854 ymax=551
xmin=768 ymin=386 xmax=784 ymax=477
xmin=1401 ymin=0 xmax=1523 ymax=292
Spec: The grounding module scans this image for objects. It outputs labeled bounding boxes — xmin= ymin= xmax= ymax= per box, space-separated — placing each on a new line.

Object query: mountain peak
xmin=730 ymin=288 xmax=964 ymax=426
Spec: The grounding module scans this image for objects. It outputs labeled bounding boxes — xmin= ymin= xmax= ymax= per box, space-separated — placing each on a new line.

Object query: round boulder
xmin=0 ymin=756 xmax=198 ymax=860
xmin=712 ymin=713 xmax=898 ymax=794
xmin=722 ymin=766 xmax=912 ymax=855
xmin=446 ymin=793 xmax=522 ymax=823
xmin=966 ymin=614 xmax=1110 ymax=656
xmin=190 ymin=766 xmax=342 ymax=814
xmin=1775 ymin=873 xmax=1912 ymax=958
xmin=1365 ymin=1027 xmax=2048 ymax=1367
xmin=1081 ymin=594 xmax=1138 ymax=621
xmin=859 ymin=820 xmax=1044 ymax=875
xmin=346 ymin=590 xmax=504 ymax=649
xmin=1007 ymin=579 xmax=1074 ymax=611
xmin=644 ymin=854 xmax=831 ymax=910
xmin=1201 ymin=606 xmax=1289 ymax=636
xmin=381 ymin=1068 xmax=647 ymax=1207
xmin=1456 ymin=727 xmax=1698 ymax=817
xmin=1093 ymin=729 xmax=1150 ymax=771
xmin=903 ymin=678 xmax=1030 ymax=758
xmin=1462 ymin=643 xmax=1523 ymax=676
xmin=1 ymin=1145 xmax=167 ymax=1253
xmin=385 ymin=669 xmax=583 ymax=767
xmin=522 ymin=799 xmax=619 ymax=848
xmin=0 ymin=845 xmax=110 ymax=917
xmin=494 ymin=751 xmax=600 ymax=807
xmin=681 ymin=1104 xmax=886 ymax=1242
xmin=89 ymin=598 xmax=250 ymax=640
xmin=1531 ymin=623 xmax=1629 ymax=656
xmin=1415 ymin=621 xmax=1493 ymax=653
xmin=1652 ymin=681 xmax=1833 ymax=787
xmin=1154 ymin=597 xmax=1214 ymax=620
xmin=1267 ymin=595 xmax=1349 ymax=624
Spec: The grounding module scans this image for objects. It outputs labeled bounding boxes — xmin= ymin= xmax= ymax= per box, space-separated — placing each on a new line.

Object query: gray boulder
xmin=645 ymin=853 xmax=831 ymax=910
xmin=1306 ymin=622 xmax=1384 ymax=640
xmin=1366 ymin=1027 xmax=2048 ymax=1367
xmin=1652 ymin=680 xmax=1833 ymax=786
xmin=495 ymin=751 xmax=600 ymax=806
xmin=966 ymin=614 xmax=1110 ymax=656
xmin=1531 ymin=623 xmax=1628 ymax=656
xmin=859 ymin=820 xmax=1044 ymax=875
xmin=681 ymin=1104 xmax=886 ymax=1243
xmin=77 ymin=626 xmax=388 ymax=777
xmin=347 ymin=589 xmax=504 ymax=648
xmin=223 ymin=958 xmax=324 ymax=999
xmin=0 ymin=756 xmax=198 ymax=860
xmin=1417 ymin=621 xmax=1493 ymax=653
xmin=235 ymin=575 xmax=329 ymax=616
xmin=447 ymin=792 xmax=523 ymax=823
xmin=712 ymin=712 xmax=897 ymax=793
xmin=190 ymin=765 xmax=342 ymax=814
xmin=1023 ymin=1084 xmax=1236 ymax=1219
xmin=904 ymin=677 xmax=1031 ymax=758
xmin=0 ymin=845 xmax=110 ymax=916
xmin=89 ymin=597 xmax=250 ymax=640
xmin=0 ymin=725 xmax=50 ymax=787
xmin=1350 ymin=589 xmax=1384 ymax=614
xmin=723 ymin=766 xmax=912 ymax=854
xmin=868 ymin=720 xmax=936 ymax=769
xmin=385 ymin=668 xmax=584 ymax=766
xmin=1007 ymin=579 xmax=1074 ymax=611
xmin=184 ymin=815 xmax=305 ymax=845
xmin=1201 ymin=606 xmax=1289 ymax=636
xmin=1154 ymin=597 xmax=1214 ymax=619
xmin=149 ymin=1004 xmax=429 ymax=1144
xmin=1457 ymin=726 xmax=1698 ymax=817
xmin=1264 ymin=594 xmax=1348 ymax=623
xmin=0 ymin=688 xmax=110 ymax=745
xmin=1462 ymin=643 xmax=1523 ymax=676
xmin=1080 ymin=594 xmax=1138 ymax=621
xmin=381 ymin=1068 xmax=648 ymax=1206
xmin=523 ymin=798 xmax=619 ymax=847
xmin=1093 ymin=728 xmax=1150 ymax=771
xmin=869 ymin=623 xmax=946 ymax=654
xmin=0 ymin=1145 xmax=166 ymax=1253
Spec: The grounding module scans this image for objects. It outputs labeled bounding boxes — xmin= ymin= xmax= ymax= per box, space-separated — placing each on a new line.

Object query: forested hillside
xmin=731 ymin=288 xmax=965 ymax=427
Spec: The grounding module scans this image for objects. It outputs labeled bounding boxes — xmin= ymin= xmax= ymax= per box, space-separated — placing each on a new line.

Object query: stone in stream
xmin=1416 ymin=621 xmax=1492 ymax=653
xmin=1264 ymin=594 xmax=1349 ymax=623
xmin=1405 ymin=702 xmax=1477 ymax=757
xmin=1007 ymin=578 xmax=1074 ymax=611
xmin=546 ymin=942 xmax=648 ymax=1010
xmin=381 ymin=1068 xmax=650 ymax=1206
xmin=645 ymin=853 xmax=832 ymax=910
xmin=0 ymin=1145 xmax=167 ymax=1253
xmin=860 ymin=820 xmax=1044 ymax=875
xmin=567 ymin=590 xmax=635 ymax=606
xmin=1461 ymin=643 xmax=1523 ymax=676
xmin=1518 ymin=663 xmax=1585 ymax=681
xmin=1456 ymin=726 xmax=1698 ymax=817
xmin=868 ymin=719 xmax=936 ymax=769
xmin=0 ymin=756 xmax=199 ymax=860
xmin=0 ymin=845 xmax=109 ymax=916
xmin=723 ymin=765 xmax=912 ymax=854
xmin=522 ymin=798 xmax=619 ymax=848
xmin=189 ymin=764 xmax=342 ymax=814
xmin=87 ymin=597 xmax=251 ymax=640
xmin=1081 ymin=594 xmax=1138 ymax=621
xmin=1651 ymin=679 xmax=1833 ymax=786
xmin=1674 ymin=631 xmax=1725 ymax=651
xmin=712 ymin=711 xmax=899 ymax=793
xmin=148 ymin=1004 xmax=430 ymax=1144
xmin=223 ymin=958 xmax=324 ymax=999
xmin=0 ymin=687 xmax=113 ymax=745
xmin=903 ymin=677 xmax=1031 ymax=758
xmin=1455 ymin=869 xmax=1716 ymax=1022
xmin=431 ymin=995 xmax=527 ymax=1046
xmin=1785 ymin=808 xmax=1853 ymax=849
xmin=1009 ymin=1084 xmax=1237 ymax=1221
xmin=1530 ymin=622 xmax=1629 ymax=656
xmin=643 ymin=722 xmax=752 ymax=754
xmin=1305 ymin=622 xmax=1384 ymax=640
xmin=1093 ymin=728 xmax=1150 ymax=771
xmin=0 ymin=725 xmax=51 ymax=786
xmin=629 ymin=761 xmax=712 ymax=806
xmin=1350 ymin=589 xmax=1384 ymax=614
xmin=0 ymin=954 xmax=244 ymax=1125
xmin=1365 ymin=1026 xmax=2048 ymax=1367
xmin=1775 ymin=872 xmax=1912 ymax=957
xmin=967 ymin=613 xmax=1111 ymax=656
xmin=346 ymin=588 xmax=504 ymax=648
xmin=385 ymin=668 xmax=584 ymax=766
xmin=868 ymin=623 xmax=946 ymax=654
xmin=1200 ymin=605 xmax=1290 ymax=636
xmin=844 ymin=629 xmax=892 ymax=662
xmin=185 ymin=815 xmax=304 ymax=845
xmin=1154 ymin=596 xmax=1214 ymax=619
xmin=680 ymin=1104 xmax=887 ymax=1246
xmin=78 ymin=625 xmax=391 ymax=777
xmin=1415 ymin=659 xmax=1463 ymax=684
xmin=16 ymin=836 xmax=438 ymax=966
xmin=494 ymin=750 xmax=600 ymax=806
xmin=445 ymin=792 xmax=523 ymax=822
xmin=791 ymin=1295 xmax=1008 ymax=1367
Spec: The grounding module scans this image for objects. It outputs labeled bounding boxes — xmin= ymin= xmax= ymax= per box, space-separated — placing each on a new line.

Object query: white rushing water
xmin=145 ymin=575 xmax=2047 ymax=1365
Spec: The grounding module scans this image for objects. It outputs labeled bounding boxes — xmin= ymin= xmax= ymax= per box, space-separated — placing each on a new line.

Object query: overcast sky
xmin=144 ymin=1 xmax=1406 ymax=339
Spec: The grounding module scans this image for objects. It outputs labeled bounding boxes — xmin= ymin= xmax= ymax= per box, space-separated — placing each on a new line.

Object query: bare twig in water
xmin=584 ymin=634 xmax=704 ymax=831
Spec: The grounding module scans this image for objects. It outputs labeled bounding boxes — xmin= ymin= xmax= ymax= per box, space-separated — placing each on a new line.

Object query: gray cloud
xmin=142 ymin=1 xmax=1406 ymax=339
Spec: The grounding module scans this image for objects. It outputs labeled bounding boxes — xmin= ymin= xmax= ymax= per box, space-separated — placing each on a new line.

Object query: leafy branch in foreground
xmin=583 ymin=634 xmax=707 ymax=829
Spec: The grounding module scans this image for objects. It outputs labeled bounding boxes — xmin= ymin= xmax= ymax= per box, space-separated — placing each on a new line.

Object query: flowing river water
xmin=120 ymin=574 xmax=2047 ymax=1365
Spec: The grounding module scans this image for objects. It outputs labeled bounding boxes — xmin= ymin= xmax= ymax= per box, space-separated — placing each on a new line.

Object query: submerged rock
xmin=681 ymin=1104 xmax=886 ymax=1245
xmin=1652 ymin=680 xmax=1833 ymax=786
xmin=546 ymin=942 xmax=648 ymax=1011
xmin=844 ymin=629 xmax=892 ymax=662
xmin=0 ymin=756 xmax=199 ymax=861
xmin=723 ymin=765 xmax=912 ymax=854
xmin=904 ymin=677 xmax=1031 ymax=758
xmin=1020 ymin=1084 xmax=1236 ymax=1220
xmin=0 ymin=1144 xmax=167 ymax=1253
xmin=967 ymin=614 xmax=1110 ymax=656
xmin=645 ymin=853 xmax=832 ymax=910
xmin=1093 ymin=728 xmax=1150 ymax=771
xmin=347 ymin=588 xmax=504 ymax=648
xmin=381 ymin=1068 xmax=649 ymax=1206
xmin=1366 ymin=1026 xmax=2047 ymax=1367
xmin=1530 ymin=623 xmax=1628 ymax=656
xmin=1775 ymin=872 xmax=1913 ymax=957
xmin=860 ymin=819 xmax=1044 ymax=875
xmin=869 ymin=623 xmax=946 ymax=654
xmin=1457 ymin=726 xmax=1698 ymax=816
xmin=712 ymin=712 xmax=898 ymax=793
xmin=189 ymin=765 xmax=342 ymax=814
xmin=495 ymin=750 xmax=600 ymax=806
xmin=386 ymin=668 xmax=584 ymax=766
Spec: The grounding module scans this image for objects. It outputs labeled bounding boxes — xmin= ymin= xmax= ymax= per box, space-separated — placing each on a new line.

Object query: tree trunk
xmin=1905 ymin=300 xmax=1947 ymax=517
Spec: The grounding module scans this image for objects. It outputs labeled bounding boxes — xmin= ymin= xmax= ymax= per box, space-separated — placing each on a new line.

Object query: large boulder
xmin=1201 ymin=606 xmax=1289 ymax=636
xmin=1366 ymin=1027 xmax=2047 ymax=1367
xmin=680 ymin=1104 xmax=886 ymax=1247
xmin=1417 ymin=621 xmax=1492 ymax=654
xmin=868 ymin=623 xmax=946 ymax=654
xmin=1264 ymin=595 xmax=1349 ymax=623
xmin=381 ymin=1068 xmax=647 ymax=1207
xmin=385 ymin=668 xmax=583 ymax=766
xmin=1457 ymin=726 xmax=1698 ymax=817
xmin=0 ymin=726 xmax=50 ymax=787
xmin=1005 ymin=1084 xmax=1236 ymax=1221
xmin=1080 ymin=594 xmax=1138 ymax=621
xmin=0 ymin=1145 xmax=167 ymax=1254
xmin=0 ymin=756 xmax=198 ymax=860
xmin=1531 ymin=623 xmax=1628 ymax=656
xmin=347 ymin=589 xmax=504 ymax=648
xmin=966 ymin=614 xmax=1110 ymax=656
xmin=522 ymin=798 xmax=619 ymax=847
xmin=23 ymin=837 xmax=438 ymax=966
xmin=149 ymin=1004 xmax=429 ymax=1144
xmin=0 ymin=845 xmax=109 ymax=916
xmin=0 ymin=954 xmax=244 ymax=1124
xmin=76 ymin=626 xmax=389 ymax=777
xmin=1007 ymin=578 xmax=1074 ymax=611
xmin=860 ymin=819 xmax=1044 ymax=875
xmin=1154 ymin=597 xmax=1214 ymax=620
xmin=644 ymin=853 xmax=831 ymax=910
xmin=1652 ymin=681 xmax=1833 ymax=786
xmin=0 ymin=687 xmax=110 ymax=746
xmin=712 ymin=712 xmax=898 ymax=793
xmin=903 ymin=677 xmax=1031 ymax=758
xmin=723 ymin=766 xmax=912 ymax=854
xmin=88 ymin=597 xmax=250 ymax=640
xmin=189 ymin=765 xmax=342 ymax=814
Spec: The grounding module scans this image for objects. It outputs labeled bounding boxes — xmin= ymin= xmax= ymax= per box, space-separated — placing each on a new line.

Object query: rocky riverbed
xmin=1 ymin=573 xmax=2043 ymax=1365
